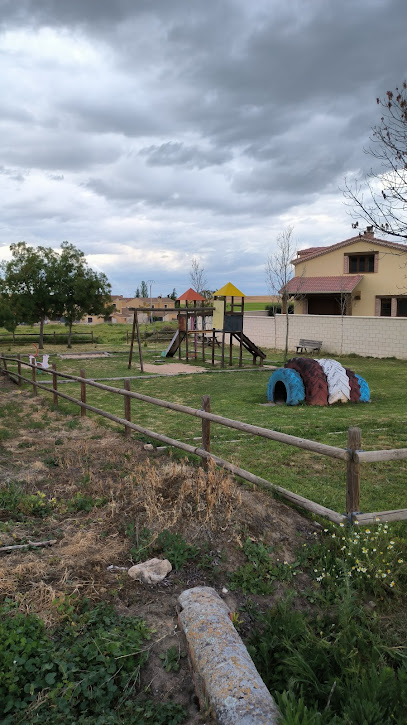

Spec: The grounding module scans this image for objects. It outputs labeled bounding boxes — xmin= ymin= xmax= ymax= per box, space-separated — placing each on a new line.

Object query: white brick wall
xmin=242 ymin=314 xmax=407 ymax=359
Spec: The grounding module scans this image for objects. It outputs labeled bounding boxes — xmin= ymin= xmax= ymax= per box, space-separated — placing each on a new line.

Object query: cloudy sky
xmin=0 ymin=0 xmax=406 ymax=296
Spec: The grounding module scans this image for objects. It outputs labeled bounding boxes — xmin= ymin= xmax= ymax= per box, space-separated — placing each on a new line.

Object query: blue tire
xmin=267 ymin=368 xmax=305 ymax=406
xmin=355 ymin=374 xmax=370 ymax=403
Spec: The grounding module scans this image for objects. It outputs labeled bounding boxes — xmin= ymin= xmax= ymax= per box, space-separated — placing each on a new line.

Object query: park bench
xmin=296 ymin=339 xmax=322 ymax=354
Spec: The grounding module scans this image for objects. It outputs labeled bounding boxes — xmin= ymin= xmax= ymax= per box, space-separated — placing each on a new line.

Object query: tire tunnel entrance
xmin=273 ymin=381 xmax=287 ymax=404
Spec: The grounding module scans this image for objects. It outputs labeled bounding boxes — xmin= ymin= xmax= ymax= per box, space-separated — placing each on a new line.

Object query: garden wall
xmin=242 ymin=314 xmax=407 ymax=359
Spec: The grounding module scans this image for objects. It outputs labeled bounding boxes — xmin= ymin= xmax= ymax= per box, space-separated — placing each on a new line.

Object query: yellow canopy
xmin=213 ymin=282 xmax=245 ymax=298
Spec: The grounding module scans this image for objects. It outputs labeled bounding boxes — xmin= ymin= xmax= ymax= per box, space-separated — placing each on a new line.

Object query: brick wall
xmin=242 ymin=315 xmax=407 ymax=359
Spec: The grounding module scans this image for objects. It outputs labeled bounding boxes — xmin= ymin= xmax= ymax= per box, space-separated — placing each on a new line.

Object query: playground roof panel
xmin=177 ymin=288 xmax=206 ymax=301
xmin=214 ymin=282 xmax=245 ymax=298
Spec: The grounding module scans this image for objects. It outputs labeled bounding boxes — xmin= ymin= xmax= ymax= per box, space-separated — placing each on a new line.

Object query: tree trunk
xmin=284 ymin=306 xmax=289 ymax=361
xmin=68 ymin=323 xmax=72 ymax=349
xmin=39 ymin=317 xmax=45 ymax=350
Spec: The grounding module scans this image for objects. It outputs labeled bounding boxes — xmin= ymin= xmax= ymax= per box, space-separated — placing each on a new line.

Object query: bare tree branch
xmin=344 ymin=81 xmax=407 ymax=240
xmin=189 ymin=258 xmax=208 ymax=295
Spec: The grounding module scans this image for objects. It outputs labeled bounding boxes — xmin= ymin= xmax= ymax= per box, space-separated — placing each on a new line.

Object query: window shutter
xmin=343 ymin=255 xmax=349 ymax=273
xmin=375 ymin=297 xmax=380 ymax=316
xmin=374 ymin=253 xmax=378 ymax=273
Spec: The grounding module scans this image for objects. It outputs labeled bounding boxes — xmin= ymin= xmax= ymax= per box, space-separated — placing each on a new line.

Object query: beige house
xmin=110 ymin=296 xmax=177 ymax=324
xmin=285 ymin=227 xmax=407 ymax=316
xmin=82 ymin=296 xmax=177 ymax=325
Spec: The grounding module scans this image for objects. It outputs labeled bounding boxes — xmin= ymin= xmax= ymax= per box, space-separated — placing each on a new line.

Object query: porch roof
xmin=283 ymin=275 xmax=363 ymax=294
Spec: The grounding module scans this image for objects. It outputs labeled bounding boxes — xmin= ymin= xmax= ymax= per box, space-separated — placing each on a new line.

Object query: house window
xmin=349 ymin=254 xmax=375 ymax=273
xmin=380 ymin=299 xmax=392 ymax=317
xmin=87 ymin=317 xmax=93 ymax=323
xmin=164 ymin=304 xmax=168 ymax=309
xmin=397 ymin=298 xmax=407 ymax=317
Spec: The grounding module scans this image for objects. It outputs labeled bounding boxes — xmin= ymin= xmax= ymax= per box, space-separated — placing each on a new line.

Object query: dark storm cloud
xmin=139 ymin=142 xmax=232 ymax=169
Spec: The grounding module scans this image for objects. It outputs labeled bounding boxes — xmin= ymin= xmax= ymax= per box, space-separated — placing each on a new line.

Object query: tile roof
xmin=284 ymin=275 xmax=363 ymax=294
xmin=293 ymin=234 xmax=407 ymax=264
xmin=177 ymin=288 xmax=206 ymax=301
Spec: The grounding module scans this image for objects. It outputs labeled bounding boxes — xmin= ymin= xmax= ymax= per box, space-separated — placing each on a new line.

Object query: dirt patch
xmin=0 ymin=374 xmax=318 ymax=722
xmin=142 ymin=362 xmax=208 ymax=375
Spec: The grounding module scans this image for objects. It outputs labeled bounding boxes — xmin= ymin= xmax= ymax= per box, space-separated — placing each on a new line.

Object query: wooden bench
xmin=296 ymin=339 xmax=322 ymax=353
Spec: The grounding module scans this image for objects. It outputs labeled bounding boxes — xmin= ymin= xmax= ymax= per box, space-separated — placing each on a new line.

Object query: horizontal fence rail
xmin=1 ymin=354 xmax=406 ymax=525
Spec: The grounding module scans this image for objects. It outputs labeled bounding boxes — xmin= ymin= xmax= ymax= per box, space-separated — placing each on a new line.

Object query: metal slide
xmin=161 ymin=330 xmax=186 ymax=357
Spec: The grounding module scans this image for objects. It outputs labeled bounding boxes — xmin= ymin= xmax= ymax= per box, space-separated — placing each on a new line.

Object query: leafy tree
xmin=167 ymin=288 xmax=177 ymax=301
xmin=189 ymin=258 xmax=208 ymax=295
xmin=0 ymin=294 xmax=20 ymax=332
xmin=53 ymin=242 xmax=112 ymax=348
xmin=0 ymin=242 xmax=60 ymax=349
xmin=140 ymin=280 xmax=148 ymax=298
xmin=265 ymin=227 xmax=297 ymax=360
xmin=135 ymin=287 xmax=140 ymax=298
xmin=345 ymin=82 xmax=407 ymax=240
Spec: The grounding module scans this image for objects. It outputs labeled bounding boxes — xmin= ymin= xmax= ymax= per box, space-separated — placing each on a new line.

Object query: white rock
xmin=222 ymin=587 xmax=228 ymax=594
xmin=128 ymin=558 xmax=172 ymax=584
xmin=143 ymin=444 xmax=154 ymax=451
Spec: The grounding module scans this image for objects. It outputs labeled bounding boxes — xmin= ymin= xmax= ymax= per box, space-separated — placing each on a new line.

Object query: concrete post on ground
xmin=178 ymin=587 xmax=280 ymax=724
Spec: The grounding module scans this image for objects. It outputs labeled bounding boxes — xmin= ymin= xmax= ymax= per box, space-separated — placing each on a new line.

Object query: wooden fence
xmin=0 ymin=330 xmax=94 ymax=344
xmin=1 ymin=353 xmax=406 ymax=526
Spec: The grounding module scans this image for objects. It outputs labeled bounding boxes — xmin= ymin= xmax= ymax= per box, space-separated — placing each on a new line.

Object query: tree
xmin=0 ymin=294 xmax=20 ymax=332
xmin=0 ymin=242 xmax=60 ymax=349
xmin=189 ymin=258 xmax=208 ymax=295
xmin=344 ymin=82 xmax=407 ymax=240
xmin=167 ymin=288 xmax=177 ymax=301
xmin=140 ymin=281 xmax=148 ymax=298
xmin=135 ymin=287 xmax=140 ymax=298
xmin=265 ymin=227 xmax=297 ymax=360
xmin=53 ymin=242 xmax=112 ymax=348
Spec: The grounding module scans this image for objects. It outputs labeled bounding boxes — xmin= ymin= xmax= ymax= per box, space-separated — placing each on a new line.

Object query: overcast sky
xmin=0 ymin=0 xmax=406 ymax=296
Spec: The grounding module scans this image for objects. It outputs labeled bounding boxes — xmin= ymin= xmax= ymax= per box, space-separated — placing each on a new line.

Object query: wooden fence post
xmin=52 ymin=363 xmax=58 ymax=407
xmin=124 ymin=378 xmax=131 ymax=437
xmin=53 ymin=331 xmax=56 ymax=344
xmin=346 ymin=426 xmax=361 ymax=519
xmin=80 ymin=368 xmax=87 ymax=417
xmin=91 ymin=330 xmax=94 ymax=343
xmin=32 ymin=363 xmax=37 ymax=396
xmin=17 ymin=354 xmax=21 ymax=386
xmin=2 ymin=353 xmax=8 ymax=376
xmin=201 ymin=395 xmax=211 ymax=469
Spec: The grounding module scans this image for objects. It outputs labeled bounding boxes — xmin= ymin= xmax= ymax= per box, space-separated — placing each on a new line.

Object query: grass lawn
xmin=3 ymin=328 xmax=406 ymax=517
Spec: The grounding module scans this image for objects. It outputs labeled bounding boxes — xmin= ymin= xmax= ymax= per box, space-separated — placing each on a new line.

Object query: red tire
xmin=345 ymin=367 xmax=361 ymax=402
xmin=285 ymin=358 xmax=329 ymax=406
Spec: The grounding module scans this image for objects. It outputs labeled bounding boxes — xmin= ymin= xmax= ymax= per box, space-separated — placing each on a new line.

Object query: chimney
xmin=364 ymin=226 xmax=374 ymax=238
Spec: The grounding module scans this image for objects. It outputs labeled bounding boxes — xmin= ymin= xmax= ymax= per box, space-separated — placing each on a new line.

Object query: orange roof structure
xmin=213 ymin=282 xmax=245 ymax=297
xmin=177 ymin=288 xmax=206 ymax=301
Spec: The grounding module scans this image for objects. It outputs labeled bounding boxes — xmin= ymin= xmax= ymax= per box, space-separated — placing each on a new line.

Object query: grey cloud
xmin=139 ymin=142 xmax=232 ymax=169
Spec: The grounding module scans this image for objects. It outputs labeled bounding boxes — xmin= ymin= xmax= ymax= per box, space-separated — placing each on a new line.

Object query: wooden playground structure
xmin=128 ymin=283 xmax=266 ymax=370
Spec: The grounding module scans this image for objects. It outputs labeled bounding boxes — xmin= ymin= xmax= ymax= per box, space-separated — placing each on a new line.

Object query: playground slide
xmin=233 ymin=332 xmax=266 ymax=360
xmin=161 ymin=330 xmax=186 ymax=358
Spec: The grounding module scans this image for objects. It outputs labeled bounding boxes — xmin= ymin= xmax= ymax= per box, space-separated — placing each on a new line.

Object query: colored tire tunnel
xmin=267 ymin=358 xmax=370 ymax=406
